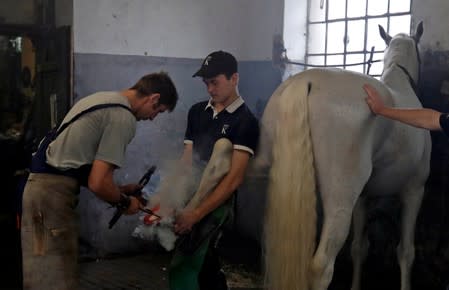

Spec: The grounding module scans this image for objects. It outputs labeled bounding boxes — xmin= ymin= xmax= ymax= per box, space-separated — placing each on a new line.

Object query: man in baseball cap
xmin=169 ymin=50 xmax=260 ymax=290
xmin=192 ymin=50 xmax=238 ymax=78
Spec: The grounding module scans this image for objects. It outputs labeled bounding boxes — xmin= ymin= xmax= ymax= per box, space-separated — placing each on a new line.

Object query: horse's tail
xmin=264 ymin=77 xmax=317 ymax=290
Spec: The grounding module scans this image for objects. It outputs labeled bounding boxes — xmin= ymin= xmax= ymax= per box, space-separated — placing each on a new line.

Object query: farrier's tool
xmin=108 ymin=165 xmax=160 ymax=229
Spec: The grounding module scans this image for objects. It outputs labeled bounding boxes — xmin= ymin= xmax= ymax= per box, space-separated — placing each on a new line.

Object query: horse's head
xmin=379 ymin=21 xmax=423 ymax=85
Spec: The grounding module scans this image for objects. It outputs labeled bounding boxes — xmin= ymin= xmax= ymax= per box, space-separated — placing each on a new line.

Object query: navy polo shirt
xmin=440 ymin=113 xmax=449 ymax=136
xmin=184 ymin=97 xmax=260 ymax=163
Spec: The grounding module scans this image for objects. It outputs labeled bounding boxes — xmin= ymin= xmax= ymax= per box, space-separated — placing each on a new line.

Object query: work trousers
xmin=21 ymin=173 xmax=79 ymax=290
xmin=169 ymin=197 xmax=233 ymax=290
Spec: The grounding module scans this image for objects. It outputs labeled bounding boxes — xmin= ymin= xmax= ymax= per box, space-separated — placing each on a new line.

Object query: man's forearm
xmin=193 ymin=175 xmax=238 ymax=221
xmin=380 ymin=107 xmax=442 ymax=131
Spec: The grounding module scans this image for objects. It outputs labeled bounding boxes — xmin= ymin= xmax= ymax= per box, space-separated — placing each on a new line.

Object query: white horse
xmin=256 ymin=22 xmax=430 ymax=290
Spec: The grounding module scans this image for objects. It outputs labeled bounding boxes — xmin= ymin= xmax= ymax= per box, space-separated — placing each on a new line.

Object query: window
xmin=306 ymin=0 xmax=412 ymax=77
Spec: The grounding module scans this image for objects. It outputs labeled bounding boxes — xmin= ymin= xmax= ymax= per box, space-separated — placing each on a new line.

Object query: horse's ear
xmin=414 ymin=21 xmax=424 ymax=43
xmin=378 ymin=25 xmax=392 ymax=45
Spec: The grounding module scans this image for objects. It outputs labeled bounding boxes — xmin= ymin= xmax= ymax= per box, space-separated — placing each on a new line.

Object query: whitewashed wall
xmin=74 ymin=0 xmax=283 ymax=60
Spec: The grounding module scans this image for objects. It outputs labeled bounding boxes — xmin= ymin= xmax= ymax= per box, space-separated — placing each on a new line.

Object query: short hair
xmin=130 ymin=71 xmax=178 ymax=112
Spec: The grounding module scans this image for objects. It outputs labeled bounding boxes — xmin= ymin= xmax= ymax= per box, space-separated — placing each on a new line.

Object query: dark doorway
xmin=0 ymin=24 xmax=71 ymax=290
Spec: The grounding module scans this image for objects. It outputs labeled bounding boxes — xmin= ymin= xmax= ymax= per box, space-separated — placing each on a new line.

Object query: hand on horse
xmin=174 ymin=208 xmax=201 ymax=235
xmin=363 ymin=84 xmax=386 ymax=115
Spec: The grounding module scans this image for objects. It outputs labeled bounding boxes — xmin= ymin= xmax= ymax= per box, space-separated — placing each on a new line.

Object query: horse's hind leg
xmin=398 ymin=184 xmax=425 ymax=290
xmin=310 ymin=203 xmax=355 ymax=290
xmin=185 ymin=138 xmax=233 ymax=209
xmin=350 ymin=196 xmax=369 ymax=290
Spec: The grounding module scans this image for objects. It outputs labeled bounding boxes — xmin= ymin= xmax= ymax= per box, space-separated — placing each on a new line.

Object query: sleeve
xmin=232 ymin=115 xmax=260 ymax=156
xmin=95 ymin=109 xmax=136 ymax=167
xmin=184 ymin=106 xmax=195 ymax=144
xmin=439 ymin=113 xmax=449 ymax=136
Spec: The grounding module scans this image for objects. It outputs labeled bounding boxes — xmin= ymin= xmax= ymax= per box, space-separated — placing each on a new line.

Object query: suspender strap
xmin=30 ymin=103 xmax=133 ymax=185
xmin=55 ymin=103 xmax=133 ymax=137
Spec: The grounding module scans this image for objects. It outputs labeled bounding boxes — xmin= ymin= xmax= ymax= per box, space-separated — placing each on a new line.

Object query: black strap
xmin=55 ymin=103 xmax=133 ymax=138
xmin=29 ymin=103 xmax=133 ymax=185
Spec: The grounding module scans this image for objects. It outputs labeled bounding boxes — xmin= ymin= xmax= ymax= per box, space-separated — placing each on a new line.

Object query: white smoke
xmin=132 ymin=160 xmax=202 ymax=251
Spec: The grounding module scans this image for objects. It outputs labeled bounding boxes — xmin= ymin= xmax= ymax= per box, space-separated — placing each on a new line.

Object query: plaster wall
xmin=73 ymin=0 xmax=283 ymax=60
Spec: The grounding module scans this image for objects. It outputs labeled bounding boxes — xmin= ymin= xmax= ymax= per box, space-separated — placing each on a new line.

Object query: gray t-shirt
xmin=46 ymin=91 xmax=136 ymax=170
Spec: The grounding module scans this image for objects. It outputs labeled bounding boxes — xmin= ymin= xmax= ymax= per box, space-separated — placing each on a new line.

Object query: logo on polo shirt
xmin=221 ymin=124 xmax=229 ymax=135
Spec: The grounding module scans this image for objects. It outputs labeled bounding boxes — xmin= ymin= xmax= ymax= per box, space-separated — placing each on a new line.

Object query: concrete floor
xmin=79 ymin=251 xmax=172 ymax=290
xmin=79 ymin=250 xmax=263 ymax=290
xmin=79 ymin=232 xmax=264 ymax=290
xmin=1 ymin=217 xmax=264 ymax=290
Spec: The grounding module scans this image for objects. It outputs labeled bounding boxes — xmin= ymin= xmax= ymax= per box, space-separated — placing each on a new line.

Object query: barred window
xmin=306 ymin=0 xmax=412 ymax=77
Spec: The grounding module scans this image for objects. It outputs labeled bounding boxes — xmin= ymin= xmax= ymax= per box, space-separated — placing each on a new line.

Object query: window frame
xmin=305 ymin=0 xmax=413 ymax=77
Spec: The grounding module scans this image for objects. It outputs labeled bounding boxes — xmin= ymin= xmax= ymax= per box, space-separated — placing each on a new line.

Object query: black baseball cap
xmin=192 ymin=50 xmax=238 ymax=78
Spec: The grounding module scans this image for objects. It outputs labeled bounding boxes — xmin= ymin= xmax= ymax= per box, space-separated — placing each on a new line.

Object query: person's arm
xmin=174 ymin=149 xmax=250 ymax=234
xmin=180 ymin=143 xmax=193 ymax=167
xmin=88 ymin=159 xmax=140 ymax=214
xmin=118 ymin=184 xmax=143 ymax=195
xmin=363 ymin=84 xmax=442 ymax=131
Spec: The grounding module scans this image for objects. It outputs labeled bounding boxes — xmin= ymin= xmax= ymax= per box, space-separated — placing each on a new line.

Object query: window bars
xmin=304 ymin=0 xmax=412 ymax=77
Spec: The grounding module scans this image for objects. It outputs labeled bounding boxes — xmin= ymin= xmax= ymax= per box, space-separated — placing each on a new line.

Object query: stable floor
xmin=79 ymin=232 xmax=264 ymax=290
xmin=79 ymin=249 xmax=263 ymax=290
